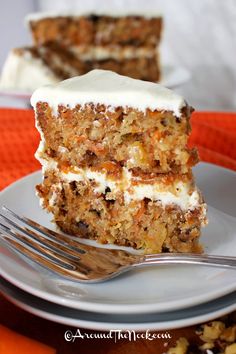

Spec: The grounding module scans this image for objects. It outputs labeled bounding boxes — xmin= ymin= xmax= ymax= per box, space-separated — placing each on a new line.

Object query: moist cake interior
xmin=32 ymin=70 xmax=207 ymax=254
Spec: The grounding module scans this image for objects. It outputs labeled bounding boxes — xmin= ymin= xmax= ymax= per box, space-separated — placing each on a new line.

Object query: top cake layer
xmin=31 ymin=69 xmax=186 ymax=117
xmin=32 ymin=70 xmax=197 ymax=174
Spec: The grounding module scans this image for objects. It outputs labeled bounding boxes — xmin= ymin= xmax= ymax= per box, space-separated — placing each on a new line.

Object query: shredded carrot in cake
xmin=135 ymin=200 xmax=145 ymax=221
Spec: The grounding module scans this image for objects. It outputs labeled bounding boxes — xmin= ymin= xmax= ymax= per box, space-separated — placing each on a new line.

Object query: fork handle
xmin=138 ymin=253 xmax=236 ymax=269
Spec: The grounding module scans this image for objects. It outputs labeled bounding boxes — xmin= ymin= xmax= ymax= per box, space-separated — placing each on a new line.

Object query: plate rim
xmin=1 ymin=278 xmax=236 ymax=331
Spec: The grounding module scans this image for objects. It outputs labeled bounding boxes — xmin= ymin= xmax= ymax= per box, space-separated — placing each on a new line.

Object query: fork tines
xmin=0 ymin=206 xmax=92 ymax=279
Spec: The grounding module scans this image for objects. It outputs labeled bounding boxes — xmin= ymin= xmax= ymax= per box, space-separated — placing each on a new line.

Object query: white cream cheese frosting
xmin=25 ymin=10 xmax=162 ymax=24
xmin=61 ymin=168 xmax=200 ymax=210
xmin=0 ymin=49 xmax=58 ymax=91
xmin=70 ymin=46 xmax=157 ymax=61
xmin=31 ymin=69 xmax=186 ymax=117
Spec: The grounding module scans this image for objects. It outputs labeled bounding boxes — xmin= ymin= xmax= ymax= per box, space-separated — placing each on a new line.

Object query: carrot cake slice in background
xmin=26 ymin=11 xmax=162 ymax=82
xmin=0 ymin=11 xmax=163 ymax=91
xmin=31 ymin=69 xmax=207 ymax=254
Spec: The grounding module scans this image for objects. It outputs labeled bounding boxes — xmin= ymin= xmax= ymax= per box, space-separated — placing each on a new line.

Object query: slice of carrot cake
xmin=26 ymin=11 xmax=162 ymax=82
xmin=31 ymin=69 xmax=207 ymax=254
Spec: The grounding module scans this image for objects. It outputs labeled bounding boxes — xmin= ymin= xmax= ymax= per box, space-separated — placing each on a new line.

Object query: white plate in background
xmin=0 ymin=65 xmax=191 ymax=102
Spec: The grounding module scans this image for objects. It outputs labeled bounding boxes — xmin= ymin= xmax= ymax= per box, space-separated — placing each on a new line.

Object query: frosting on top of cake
xmin=25 ymin=10 xmax=162 ymax=23
xmin=31 ymin=70 xmax=186 ymax=117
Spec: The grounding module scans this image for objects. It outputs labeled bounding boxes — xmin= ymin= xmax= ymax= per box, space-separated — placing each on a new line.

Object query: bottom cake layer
xmin=36 ymin=170 xmax=207 ymax=254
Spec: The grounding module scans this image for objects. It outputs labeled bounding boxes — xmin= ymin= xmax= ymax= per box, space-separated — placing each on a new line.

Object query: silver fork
xmin=0 ymin=206 xmax=236 ymax=283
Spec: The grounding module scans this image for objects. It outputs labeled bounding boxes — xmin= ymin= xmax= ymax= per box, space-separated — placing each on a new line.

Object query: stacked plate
xmin=0 ymin=162 xmax=236 ymax=331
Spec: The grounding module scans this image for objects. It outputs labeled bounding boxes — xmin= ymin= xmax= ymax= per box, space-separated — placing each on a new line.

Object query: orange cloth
xmin=0 ymin=108 xmax=235 ymax=191
xmin=0 ymin=324 xmax=56 ymax=354
xmin=190 ymin=111 xmax=236 ymax=171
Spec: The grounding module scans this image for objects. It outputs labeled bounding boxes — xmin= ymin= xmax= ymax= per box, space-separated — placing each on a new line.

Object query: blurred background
xmin=0 ymin=0 xmax=235 ymax=110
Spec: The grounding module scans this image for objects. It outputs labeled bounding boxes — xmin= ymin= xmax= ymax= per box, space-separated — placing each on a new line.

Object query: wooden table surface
xmin=0 ymin=291 xmax=205 ymax=354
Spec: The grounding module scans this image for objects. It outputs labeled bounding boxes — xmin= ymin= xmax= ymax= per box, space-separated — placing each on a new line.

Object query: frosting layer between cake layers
xmin=31 ymin=69 xmax=186 ymax=117
xmin=36 ymin=149 xmax=204 ymax=212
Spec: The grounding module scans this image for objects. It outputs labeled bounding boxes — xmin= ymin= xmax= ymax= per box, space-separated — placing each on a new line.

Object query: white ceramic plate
xmin=0 ymin=65 xmax=191 ymax=102
xmin=0 ymin=277 xmax=235 ymax=331
xmin=0 ymin=88 xmax=32 ymax=100
xmin=0 ymin=162 xmax=236 ymax=315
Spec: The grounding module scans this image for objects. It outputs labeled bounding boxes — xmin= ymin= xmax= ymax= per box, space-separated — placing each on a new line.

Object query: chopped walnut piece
xmin=221 ymin=326 xmax=236 ymax=343
xmin=225 ymin=343 xmax=236 ymax=354
xmin=167 ymin=337 xmax=189 ymax=354
xmin=200 ymin=321 xmax=225 ymax=342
